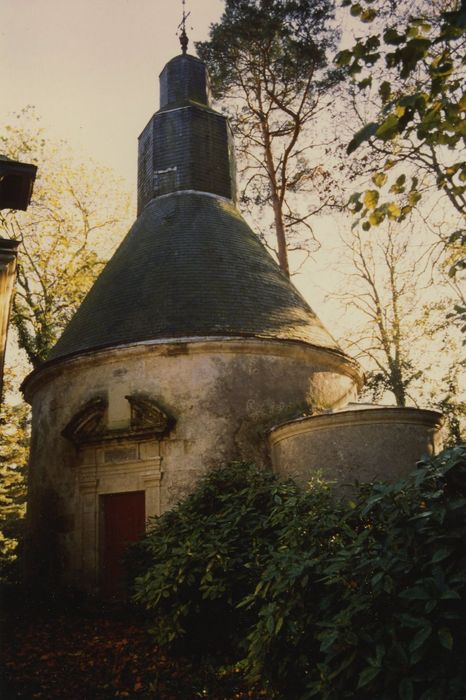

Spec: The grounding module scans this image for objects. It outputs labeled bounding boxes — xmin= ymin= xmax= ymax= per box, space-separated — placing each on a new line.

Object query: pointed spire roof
xmin=45 ymin=51 xmax=345 ymax=365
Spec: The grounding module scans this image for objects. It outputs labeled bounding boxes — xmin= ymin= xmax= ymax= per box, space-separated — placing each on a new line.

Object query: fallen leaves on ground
xmin=0 ymin=602 xmax=269 ymax=699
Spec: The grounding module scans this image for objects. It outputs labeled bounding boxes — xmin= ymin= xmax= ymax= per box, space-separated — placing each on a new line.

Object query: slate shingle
xmin=47 ymin=192 xmax=340 ymax=362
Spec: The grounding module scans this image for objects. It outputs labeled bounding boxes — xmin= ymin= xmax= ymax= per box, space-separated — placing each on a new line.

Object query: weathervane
xmin=177 ymin=0 xmax=191 ymax=55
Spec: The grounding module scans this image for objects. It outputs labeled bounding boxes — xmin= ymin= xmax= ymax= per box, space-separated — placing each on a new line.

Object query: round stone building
xmin=22 ymin=51 xmax=440 ymax=595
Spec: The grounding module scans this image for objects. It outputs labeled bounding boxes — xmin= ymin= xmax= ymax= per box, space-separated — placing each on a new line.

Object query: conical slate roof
xmin=45 ymin=53 xmax=344 ymax=364
xmin=48 ymin=191 xmax=340 ymax=362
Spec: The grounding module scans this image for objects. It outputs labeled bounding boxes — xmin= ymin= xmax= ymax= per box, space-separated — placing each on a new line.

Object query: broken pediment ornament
xmin=62 ymin=396 xmax=107 ymax=444
xmin=125 ymin=394 xmax=172 ymax=433
xmin=62 ymin=394 xmax=174 ymax=445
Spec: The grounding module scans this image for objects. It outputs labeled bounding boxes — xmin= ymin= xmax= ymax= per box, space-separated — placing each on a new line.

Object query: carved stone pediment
xmin=125 ymin=394 xmax=172 ymax=434
xmin=62 ymin=393 xmax=174 ymax=446
xmin=62 ymin=397 xmax=107 ymax=444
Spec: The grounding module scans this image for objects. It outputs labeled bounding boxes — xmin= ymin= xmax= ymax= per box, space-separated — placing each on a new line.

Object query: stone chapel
xmin=22 ymin=49 xmax=443 ymax=595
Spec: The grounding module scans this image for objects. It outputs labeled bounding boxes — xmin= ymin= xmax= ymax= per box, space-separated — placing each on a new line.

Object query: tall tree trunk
xmin=390 ymin=361 xmax=406 ymax=406
xmin=261 ymin=122 xmax=290 ymax=277
xmin=271 ymin=189 xmax=290 ymax=278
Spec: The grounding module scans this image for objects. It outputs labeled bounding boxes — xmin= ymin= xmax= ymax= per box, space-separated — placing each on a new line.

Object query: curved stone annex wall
xmin=269 ymin=405 xmax=444 ymax=489
xmin=23 ymin=338 xmax=360 ymax=592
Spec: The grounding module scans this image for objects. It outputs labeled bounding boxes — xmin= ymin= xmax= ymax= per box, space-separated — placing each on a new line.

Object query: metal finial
xmin=177 ymin=0 xmax=191 ymax=55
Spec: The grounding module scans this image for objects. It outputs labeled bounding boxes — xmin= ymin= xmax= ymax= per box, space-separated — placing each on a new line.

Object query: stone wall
xmin=269 ymin=406 xmax=444 ymax=489
xmin=23 ymin=338 xmax=360 ymax=592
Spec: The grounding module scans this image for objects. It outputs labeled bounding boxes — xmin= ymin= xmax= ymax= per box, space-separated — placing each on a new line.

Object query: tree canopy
xmin=338 ymin=0 xmax=465 ymax=275
xmin=327 ymin=0 xmax=465 ymax=427
xmin=197 ymin=0 xmax=342 ymax=276
xmin=0 ymin=109 xmax=131 ymax=367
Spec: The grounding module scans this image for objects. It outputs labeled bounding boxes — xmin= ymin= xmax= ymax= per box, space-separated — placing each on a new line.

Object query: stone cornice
xmin=22 ymin=337 xmax=363 ymax=401
xmin=269 ymin=406 xmax=444 ymax=446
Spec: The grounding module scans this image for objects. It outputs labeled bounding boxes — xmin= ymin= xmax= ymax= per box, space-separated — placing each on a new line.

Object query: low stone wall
xmin=269 ymin=406 xmax=444 ymax=488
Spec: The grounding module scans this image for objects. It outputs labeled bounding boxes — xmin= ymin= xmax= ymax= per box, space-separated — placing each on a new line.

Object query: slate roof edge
xmin=139 ymin=189 xmax=233 ymax=211
xmin=22 ymin=335 xmax=363 ymax=400
xmin=158 ymin=53 xmax=204 ymax=76
xmin=138 ymin=102 xmax=222 ymax=140
xmin=157 ymin=101 xmax=220 ymax=115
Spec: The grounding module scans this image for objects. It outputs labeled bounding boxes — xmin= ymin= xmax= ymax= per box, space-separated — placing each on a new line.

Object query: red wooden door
xmin=100 ymin=491 xmax=145 ymax=597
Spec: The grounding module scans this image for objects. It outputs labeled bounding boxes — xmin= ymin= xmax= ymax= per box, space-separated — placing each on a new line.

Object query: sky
xmin=1 ymin=0 xmax=225 ymax=182
xmin=1 ymin=0 xmax=352 ymax=327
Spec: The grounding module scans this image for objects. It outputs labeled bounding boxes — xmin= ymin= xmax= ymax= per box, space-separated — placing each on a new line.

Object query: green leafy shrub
xmin=240 ymin=484 xmax=348 ymax=696
xmin=130 ymin=462 xmax=305 ymax=658
xmin=245 ymin=445 xmax=466 ymax=700
xmin=131 ymin=446 xmax=466 ymax=699
xmin=309 ymin=445 xmax=466 ymax=700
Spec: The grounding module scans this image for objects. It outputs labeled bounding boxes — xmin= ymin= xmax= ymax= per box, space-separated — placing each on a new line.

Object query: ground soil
xmin=0 ymin=592 xmax=269 ymax=700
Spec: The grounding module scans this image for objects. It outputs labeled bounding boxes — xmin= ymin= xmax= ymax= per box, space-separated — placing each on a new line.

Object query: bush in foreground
xmin=130 ymin=446 xmax=466 ymax=699
xmin=129 ymin=462 xmax=335 ymax=658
